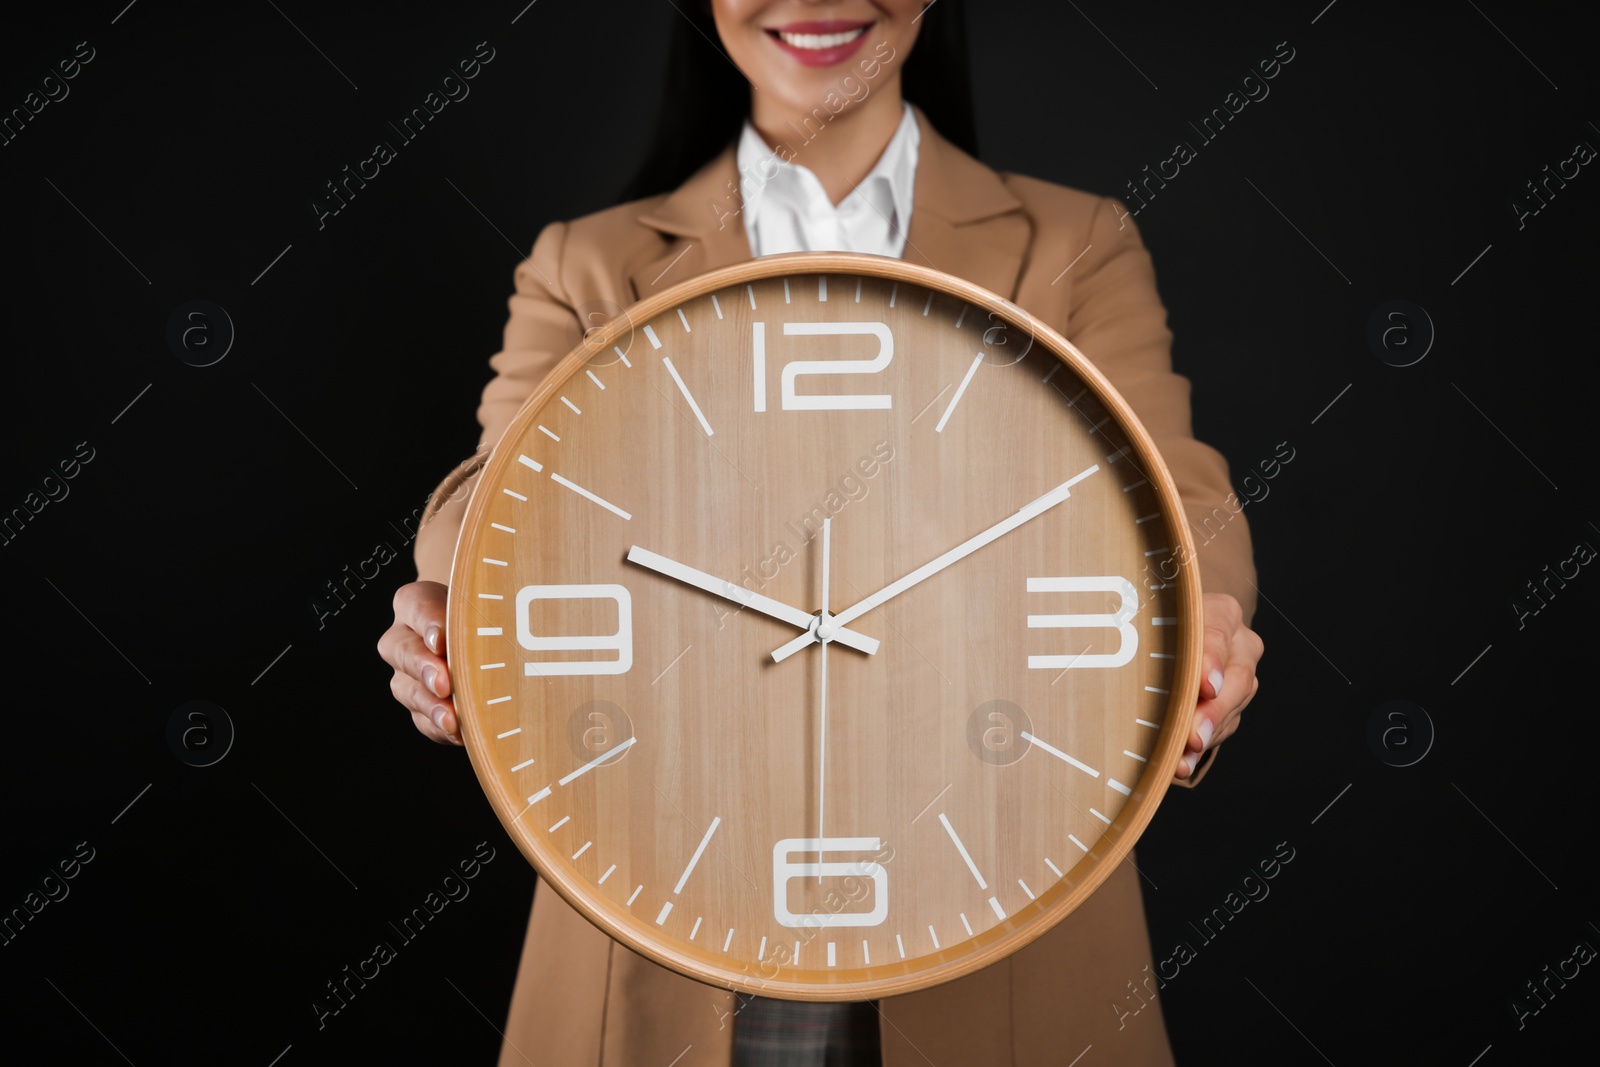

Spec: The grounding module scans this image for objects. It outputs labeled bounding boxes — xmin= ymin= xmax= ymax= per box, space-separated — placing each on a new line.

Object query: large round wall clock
xmin=446 ymin=252 xmax=1202 ymax=1000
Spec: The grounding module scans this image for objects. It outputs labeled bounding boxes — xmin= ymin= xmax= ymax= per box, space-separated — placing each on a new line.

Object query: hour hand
xmin=626 ymin=546 xmax=880 ymax=656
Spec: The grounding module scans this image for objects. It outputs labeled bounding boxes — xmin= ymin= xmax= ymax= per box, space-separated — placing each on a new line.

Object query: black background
xmin=4 ymin=2 xmax=1597 ymax=1064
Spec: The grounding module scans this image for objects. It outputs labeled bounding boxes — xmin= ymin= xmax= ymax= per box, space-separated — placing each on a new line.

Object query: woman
xmin=380 ymin=2 xmax=1263 ymax=1063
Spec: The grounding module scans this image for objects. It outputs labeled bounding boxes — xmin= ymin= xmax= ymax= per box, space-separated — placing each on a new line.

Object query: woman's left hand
xmin=1174 ymin=592 xmax=1263 ymax=783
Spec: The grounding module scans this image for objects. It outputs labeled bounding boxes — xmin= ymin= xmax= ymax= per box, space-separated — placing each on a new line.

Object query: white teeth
xmin=777 ymin=27 xmax=866 ymax=50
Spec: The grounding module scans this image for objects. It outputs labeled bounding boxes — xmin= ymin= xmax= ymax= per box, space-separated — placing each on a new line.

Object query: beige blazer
xmin=413 ymin=105 xmax=1256 ymax=1065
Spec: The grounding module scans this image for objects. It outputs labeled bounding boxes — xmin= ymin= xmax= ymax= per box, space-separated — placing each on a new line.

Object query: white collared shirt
xmin=736 ymin=102 xmax=919 ymax=259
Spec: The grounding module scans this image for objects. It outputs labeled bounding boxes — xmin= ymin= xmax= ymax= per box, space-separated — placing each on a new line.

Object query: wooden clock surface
xmin=447 ymin=253 xmax=1201 ymax=1000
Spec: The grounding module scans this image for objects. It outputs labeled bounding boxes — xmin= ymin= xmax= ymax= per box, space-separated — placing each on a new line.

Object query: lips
xmin=764 ymin=19 xmax=874 ymax=67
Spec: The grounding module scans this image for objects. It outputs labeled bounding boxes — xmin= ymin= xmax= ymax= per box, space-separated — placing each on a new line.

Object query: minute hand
xmin=768 ymin=465 xmax=1101 ymax=664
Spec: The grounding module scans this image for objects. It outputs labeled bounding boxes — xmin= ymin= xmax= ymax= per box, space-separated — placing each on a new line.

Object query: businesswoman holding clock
xmin=379 ymin=2 xmax=1264 ymax=1063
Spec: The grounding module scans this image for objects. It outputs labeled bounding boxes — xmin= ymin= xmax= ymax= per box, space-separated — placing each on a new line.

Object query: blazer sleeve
xmin=1066 ymin=196 xmax=1258 ymax=787
xmin=412 ymin=220 xmax=578 ymax=586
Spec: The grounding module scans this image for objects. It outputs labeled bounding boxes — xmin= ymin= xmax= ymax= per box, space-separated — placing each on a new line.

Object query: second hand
xmin=818 ymin=516 xmax=830 ymax=884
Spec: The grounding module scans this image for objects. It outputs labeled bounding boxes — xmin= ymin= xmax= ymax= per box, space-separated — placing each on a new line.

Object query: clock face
xmin=448 ymin=254 xmax=1200 ymax=1000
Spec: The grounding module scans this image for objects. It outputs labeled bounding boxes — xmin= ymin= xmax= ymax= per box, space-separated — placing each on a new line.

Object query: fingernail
xmin=1208 ymin=668 xmax=1224 ymax=698
xmin=425 ymin=625 xmax=441 ymax=654
xmin=423 ymin=664 xmax=439 ymax=696
xmin=1180 ymin=752 xmax=1198 ymax=776
xmin=431 ymin=705 xmax=450 ymax=732
xmin=1197 ymin=717 xmax=1214 ymax=749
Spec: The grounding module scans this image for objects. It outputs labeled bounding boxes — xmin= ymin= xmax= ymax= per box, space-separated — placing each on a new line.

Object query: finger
xmin=393 ymin=581 xmax=450 ymax=657
xmin=383 ymin=624 xmax=452 ymax=700
xmin=391 ymin=671 xmax=461 ymax=744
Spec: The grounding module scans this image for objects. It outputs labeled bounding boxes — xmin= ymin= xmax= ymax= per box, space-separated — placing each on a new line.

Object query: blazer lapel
xmin=627 ymin=144 xmax=752 ymax=300
xmin=900 ymin=104 xmax=1029 ymax=300
xmin=628 ymin=103 xmax=1030 ymax=302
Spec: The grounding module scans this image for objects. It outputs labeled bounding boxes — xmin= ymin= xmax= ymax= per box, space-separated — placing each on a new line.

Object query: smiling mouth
xmin=765 ymin=24 xmax=871 ymax=51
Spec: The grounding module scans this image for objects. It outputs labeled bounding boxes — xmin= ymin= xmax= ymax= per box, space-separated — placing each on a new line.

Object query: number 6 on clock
xmin=773 ymin=837 xmax=889 ymax=928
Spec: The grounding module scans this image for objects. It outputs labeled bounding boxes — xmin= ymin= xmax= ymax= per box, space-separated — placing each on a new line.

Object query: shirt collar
xmin=736 ymin=101 xmax=920 ymax=248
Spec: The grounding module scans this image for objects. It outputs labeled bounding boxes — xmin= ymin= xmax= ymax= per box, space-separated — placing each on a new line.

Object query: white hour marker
xmin=560 ymin=396 xmax=581 ymax=414
xmin=676 ymin=307 xmax=691 ymax=332
xmin=988 ymin=896 xmax=1005 ymax=920
xmin=1108 ymin=779 xmax=1133 ymax=796
xmin=934 ymin=353 xmax=983 ymax=433
xmin=477 ymin=627 xmax=502 ymax=636
xmin=538 ymin=425 xmax=559 ymax=441
xmin=662 ymin=356 xmax=715 ymax=436
xmin=922 ymin=291 xmax=934 ymax=315
xmin=783 ymin=278 xmax=791 ymax=303
xmin=1136 ymin=719 xmax=1160 ymax=729
xmin=854 ymin=277 xmax=862 ymax=302
xmin=1018 ymin=878 xmax=1035 ymax=900
xmin=1019 ymin=731 xmax=1100 ymax=778
xmin=510 ymin=757 xmax=535 ymax=772
xmin=572 ymin=841 xmax=591 ymax=859
xmin=496 ymin=727 xmax=521 ymax=739
xmin=1124 ymin=750 xmax=1148 ymax=763
xmin=656 ymin=902 xmax=673 ymax=924
xmin=711 ymin=294 xmax=723 ymax=319
xmin=586 ymin=370 xmax=605 ymax=390
xmin=599 ymin=864 xmax=615 ymax=884
xmin=550 ymin=473 xmax=632 ymax=520
xmin=927 ymin=924 xmax=939 ymax=949
xmin=827 ymin=941 xmax=836 ymax=966
xmin=938 ymin=812 xmax=988 ymax=890
xmin=673 ymin=816 xmax=721 ymax=894
xmin=528 ymin=786 xmax=551 ymax=804
xmin=1069 ymin=834 xmax=1088 ymax=852
xmin=896 ymin=934 xmax=906 ymax=958
xmin=628 ymin=885 xmax=643 ymax=906
xmin=486 ymin=695 xmax=511 ymax=704
xmin=558 ymin=735 xmax=637 ymax=785
xmin=1089 ymin=808 xmax=1111 ymax=825
xmin=477 ymin=593 xmax=503 ymax=600
xmin=483 ymin=557 xmax=508 ymax=566
xmin=518 ymin=454 xmax=542 ymax=472
xmin=818 ymin=276 xmax=827 ymax=301
xmin=954 ymin=304 xmax=969 ymax=328
xmin=644 ymin=324 xmax=662 ymax=349
xmin=747 ymin=284 xmax=757 ymax=309
xmin=691 ymin=916 xmax=702 ymax=939
xmin=752 ymin=321 xmax=767 ymax=412
xmin=1144 ymin=686 xmax=1169 ymax=695
xmin=548 ymin=815 xmax=570 ymax=832
xmin=1045 ymin=857 xmax=1064 ymax=878
xmin=490 ymin=523 xmax=515 ymax=534
xmin=1135 ymin=513 xmax=1158 ymax=524
xmin=960 ymin=913 xmax=973 ymax=936
xmin=614 ymin=345 xmax=632 ymax=367
xmin=889 ymin=282 xmax=898 ymax=307
xmin=502 ymin=489 xmax=526 ymax=502
xmin=723 ymin=928 xmax=735 ymax=951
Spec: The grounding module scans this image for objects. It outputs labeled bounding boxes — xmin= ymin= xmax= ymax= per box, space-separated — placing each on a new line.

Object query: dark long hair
xmin=618 ymin=1 xmax=976 ymax=204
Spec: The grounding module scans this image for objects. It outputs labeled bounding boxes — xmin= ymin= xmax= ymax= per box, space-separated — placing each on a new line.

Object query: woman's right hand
xmin=378 ymin=580 xmax=461 ymax=745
